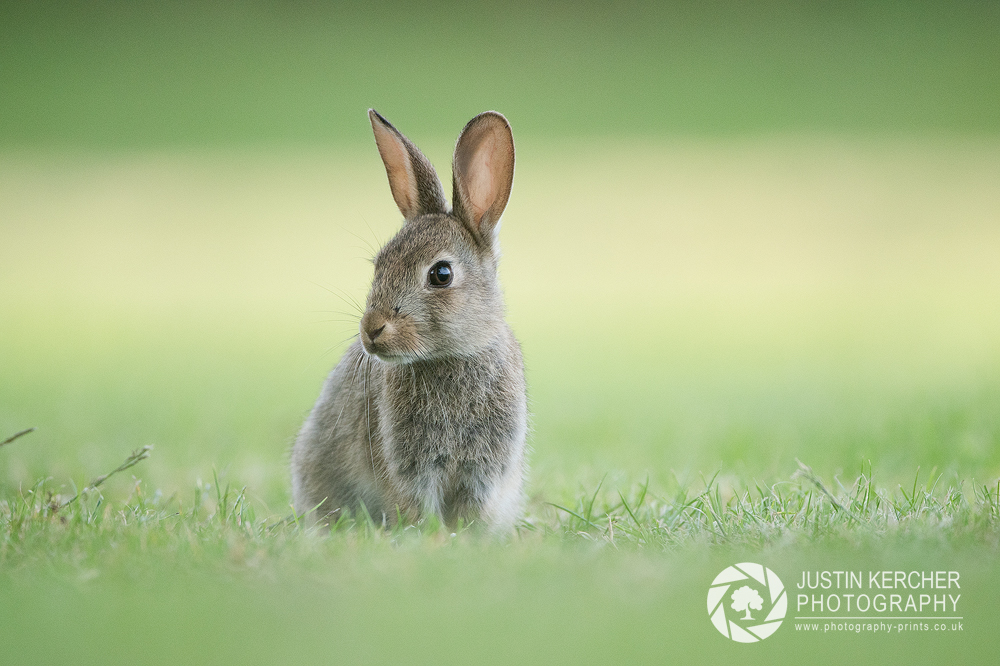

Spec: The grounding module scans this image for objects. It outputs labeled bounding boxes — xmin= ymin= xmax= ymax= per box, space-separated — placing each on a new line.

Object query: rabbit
xmin=291 ymin=109 xmax=527 ymax=533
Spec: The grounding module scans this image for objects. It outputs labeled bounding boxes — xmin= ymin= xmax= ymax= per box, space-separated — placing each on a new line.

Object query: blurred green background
xmin=2 ymin=0 xmax=1000 ymax=147
xmin=2 ymin=1 xmax=999 ymax=664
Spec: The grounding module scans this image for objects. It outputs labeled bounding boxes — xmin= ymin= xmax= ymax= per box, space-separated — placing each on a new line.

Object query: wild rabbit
xmin=291 ymin=110 xmax=527 ymax=532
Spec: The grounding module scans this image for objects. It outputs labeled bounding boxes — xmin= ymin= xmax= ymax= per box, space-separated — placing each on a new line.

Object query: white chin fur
xmin=371 ymin=351 xmax=416 ymax=365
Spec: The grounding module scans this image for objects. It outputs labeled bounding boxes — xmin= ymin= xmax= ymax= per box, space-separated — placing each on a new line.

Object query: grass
xmin=2 ymin=440 xmax=997 ymax=664
xmin=5 ymin=441 xmax=996 ymax=557
xmin=2 ymin=139 xmax=999 ymax=663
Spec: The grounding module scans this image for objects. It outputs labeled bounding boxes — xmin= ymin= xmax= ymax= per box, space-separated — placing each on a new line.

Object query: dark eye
xmin=428 ymin=261 xmax=453 ymax=287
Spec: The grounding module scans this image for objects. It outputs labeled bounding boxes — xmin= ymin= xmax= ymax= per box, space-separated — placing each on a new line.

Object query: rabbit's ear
xmin=369 ymin=109 xmax=448 ymax=219
xmin=451 ymin=112 xmax=514 ymax=249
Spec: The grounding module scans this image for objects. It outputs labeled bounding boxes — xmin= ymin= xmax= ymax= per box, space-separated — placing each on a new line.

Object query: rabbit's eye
xmin=428 ymin=261 xmax=453 ymax=287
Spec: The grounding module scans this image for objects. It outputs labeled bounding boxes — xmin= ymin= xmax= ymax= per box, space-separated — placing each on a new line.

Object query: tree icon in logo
xmin=731 ymin=585 xmax=764 ymax=621
xmin=707 ymin=563 xmax=786 ymax=642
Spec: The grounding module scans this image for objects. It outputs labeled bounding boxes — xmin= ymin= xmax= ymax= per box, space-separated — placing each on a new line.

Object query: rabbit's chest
xmin=379 ymin=362 xmax=518 ymax=499
xmin=382 ymin=384 xmax=505 ymax=476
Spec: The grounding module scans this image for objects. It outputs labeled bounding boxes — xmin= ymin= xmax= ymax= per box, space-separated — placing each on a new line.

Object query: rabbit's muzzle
xmin=360 ymin=310 xmax=388 ymax=352
xmin=360 ymin=309 xmax=415 ymax=362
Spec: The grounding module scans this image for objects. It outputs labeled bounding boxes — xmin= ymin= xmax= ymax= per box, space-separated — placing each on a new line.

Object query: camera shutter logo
xmin=707 ymin=563 xmax=786 ymax=642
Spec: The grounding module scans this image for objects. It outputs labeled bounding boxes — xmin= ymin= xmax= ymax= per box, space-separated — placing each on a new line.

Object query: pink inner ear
xmin=466 ymin=134 xmax=498 ymax=224
xmin=372 ymin=119 xmax=418 ymax=216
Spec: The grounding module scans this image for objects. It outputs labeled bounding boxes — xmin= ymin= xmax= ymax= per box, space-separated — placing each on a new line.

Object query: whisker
xmin=333 ymin=283 xmax=366 ymax=314
xmin=358 ymin=215 xmax=387 ymax=253
xmin=335 ymin=332 xmax=361 ymax=347
xmin=327 ymin=346 xmax=365 ymax=451
xmin=364 ymin=354 xmax=378 ymax=483
xmin=340 ymin=223 xmax=379 ymax=257
xmin=315 ymin=347 xmax=339 ymax=364
xmin=313 ymin=333 xmax=360 ymax=365
xmin=311 ymin=309 xmax=362 ymax=318
xmin=309 ymin=281 xmax=365 ymax=315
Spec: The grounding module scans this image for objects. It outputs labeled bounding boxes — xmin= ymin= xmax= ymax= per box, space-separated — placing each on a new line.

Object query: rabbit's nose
xmin=368 ymin=324 xmax=386 ymax=341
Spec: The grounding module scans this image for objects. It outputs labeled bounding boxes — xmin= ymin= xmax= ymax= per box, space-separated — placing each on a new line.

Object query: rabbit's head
xmin=359 ymin=110 xmax=515 ymax=364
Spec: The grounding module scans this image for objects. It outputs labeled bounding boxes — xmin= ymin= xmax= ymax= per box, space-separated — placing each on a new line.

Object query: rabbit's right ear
xmin=369 ymin=109 xmax=448 ymax=220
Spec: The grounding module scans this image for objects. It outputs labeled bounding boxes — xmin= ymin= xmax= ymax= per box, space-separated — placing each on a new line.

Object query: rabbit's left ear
xmin=369 ymin=109 xmax=448 ymax=220
xmin=451 ymin=112 xmax=515 ymax=249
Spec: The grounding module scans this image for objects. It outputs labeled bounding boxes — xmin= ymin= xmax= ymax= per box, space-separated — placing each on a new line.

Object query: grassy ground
xmin=1 ymin=454 xmax=998 ymax=664
xmin=2 ymin=140 xmax=999 ymax=663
